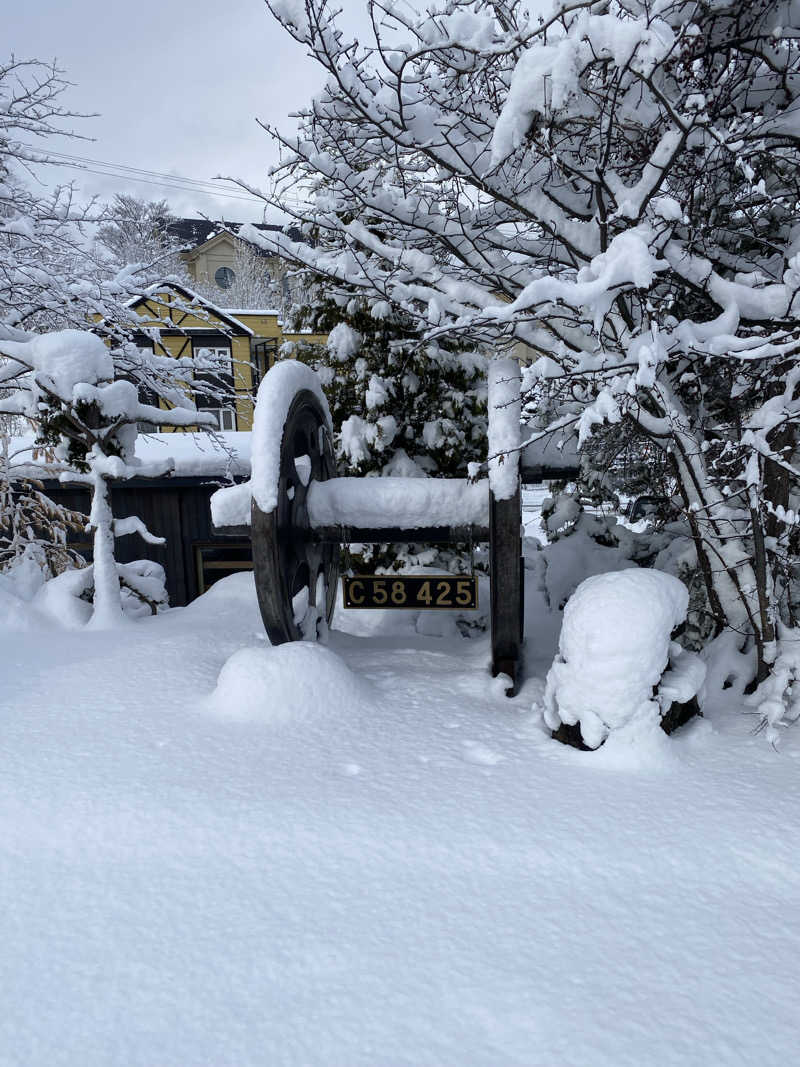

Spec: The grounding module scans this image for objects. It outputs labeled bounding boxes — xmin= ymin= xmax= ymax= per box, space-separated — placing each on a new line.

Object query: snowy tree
xmin=251 ymin=0 xmax=800 ymax=698
xmin=287 ymin=284 xmax=488 ymax=569
xmin=180 ymin=235 xmax=282 ymax=311
xmin=288 ymin=288 xmax=487 ymax=478
xmin=0 ymin=330 xmax=215 ymax=625
xmin=0 ymin=58 xmax=231 ymax=623
xmin=0 ymin=58 xmax=116 ymax=338
xmin=95 ymin=194 xmax=186 ymax=282
xmin=223 ymin=239 xmax=282 ymax=309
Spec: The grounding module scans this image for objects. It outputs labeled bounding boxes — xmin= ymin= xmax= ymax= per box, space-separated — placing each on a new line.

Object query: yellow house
xmin=127 ymin=281 xmax=327 ymax=431
xmin=167 ymin=219 xmax=290 ymax=301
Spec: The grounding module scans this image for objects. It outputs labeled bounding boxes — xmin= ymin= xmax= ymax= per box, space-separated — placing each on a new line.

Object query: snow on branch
xmin=258 ymin=0 xmax=800 ymax=691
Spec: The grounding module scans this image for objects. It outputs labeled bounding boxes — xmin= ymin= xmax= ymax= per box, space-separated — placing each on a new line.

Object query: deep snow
xmin=1 ymin=540 xmax=799 ymax=1065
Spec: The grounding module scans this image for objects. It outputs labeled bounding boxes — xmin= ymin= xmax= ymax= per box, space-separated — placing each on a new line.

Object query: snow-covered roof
xmin=134 ymin=431 xmax=252 ymax=478
xmin=8 ymin=432 xmax=252 ymax=481
xmin=166 ymin=218 xmax=283 ymax=250
xmin=126 ymin=282 xmax=254 ymax=336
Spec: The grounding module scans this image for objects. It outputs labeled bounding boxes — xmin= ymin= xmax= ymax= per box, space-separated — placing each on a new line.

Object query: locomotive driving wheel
xmin=251 ymin=389 xmax=339 ymax=644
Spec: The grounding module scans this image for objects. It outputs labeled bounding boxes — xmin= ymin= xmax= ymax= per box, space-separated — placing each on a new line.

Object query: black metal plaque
xmin=342 ymin=575 xmax=478 ymax=610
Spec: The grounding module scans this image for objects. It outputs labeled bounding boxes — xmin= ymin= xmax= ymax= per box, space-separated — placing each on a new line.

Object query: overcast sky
xmin=10 ymin=0 xmax=367 ymax=222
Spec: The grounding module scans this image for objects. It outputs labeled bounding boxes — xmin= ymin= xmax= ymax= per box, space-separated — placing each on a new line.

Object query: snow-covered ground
xmin=2 ymin=532 xmax=799 ymax=1065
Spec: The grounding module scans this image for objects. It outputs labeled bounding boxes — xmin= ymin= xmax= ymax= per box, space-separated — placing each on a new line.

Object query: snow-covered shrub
xmin=540 ymin=486 xmax=717 ymax=650
xmin=118 ymin=560 xmax=169 ymax=617
xmin=544 ymin=570 xmax=705 ymax=750
xmin=540 ymin=491 xmax=582 ymax=542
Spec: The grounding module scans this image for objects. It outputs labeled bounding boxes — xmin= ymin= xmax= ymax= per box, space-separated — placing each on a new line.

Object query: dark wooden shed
xmin=42 ymin=475 xmax=252 ymax=607
xmin=11 ymin=431 xmax=254 ymax=608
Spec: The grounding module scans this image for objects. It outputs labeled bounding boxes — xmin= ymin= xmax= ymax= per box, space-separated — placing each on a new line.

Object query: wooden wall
xmin=44 ymin=478 xmax=251 ymax=607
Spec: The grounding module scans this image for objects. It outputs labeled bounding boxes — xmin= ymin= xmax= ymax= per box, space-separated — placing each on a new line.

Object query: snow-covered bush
xmin=0 ymin=552 xmax=168 ymax=630
xmin=541 ymin=486 xmax=716 ymax=648
xmin=544 ymin=569 xmax=705 ymax=749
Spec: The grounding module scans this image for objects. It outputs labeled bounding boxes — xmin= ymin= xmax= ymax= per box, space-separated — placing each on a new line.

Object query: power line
xmin=11 ymin=141 xmax=253 ymax=196
xmin=3 ymin=141 xmax=313 ymax=209
xmin=52 ymin=163 xmax=264 ymax=204
xmin=3 ymin=144 xmax=266 ymax=204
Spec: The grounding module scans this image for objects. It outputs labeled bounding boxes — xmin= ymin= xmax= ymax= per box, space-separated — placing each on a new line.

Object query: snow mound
xmin=206 ymin=641 xmax=371 ymax=723
xmin=0 ymin=582 xmax=40 ymax=631
xmin=33 ymin=567 xmax=94 ymax=628
xmin=544 ymin=569 xmax=689 ymax=749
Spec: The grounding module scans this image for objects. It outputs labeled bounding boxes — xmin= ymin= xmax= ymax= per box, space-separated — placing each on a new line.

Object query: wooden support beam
xmin=215 ymin=524 xmax=490 ymax=544
xmin=307 ymin=525 xmax=490 ymax=545
xmin=489 ymin=485 xmax=523 ymax=695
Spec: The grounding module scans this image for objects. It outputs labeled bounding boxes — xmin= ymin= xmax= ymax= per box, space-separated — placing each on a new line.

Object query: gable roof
xmin=166 ymin=218 xmax=282 ymax=249
xmin=167 ymin=217 xmax=303 ymax=257
xmin=126 ymin=281 xmax=253 ymax=335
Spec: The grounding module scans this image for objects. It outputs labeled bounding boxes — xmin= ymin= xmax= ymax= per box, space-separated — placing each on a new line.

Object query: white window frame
xmin=193 ymin=345 xmax=237 ymax=430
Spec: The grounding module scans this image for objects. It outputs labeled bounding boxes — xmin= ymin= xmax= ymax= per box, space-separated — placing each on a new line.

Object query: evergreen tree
xmin=290 ymin=289 xmax=487 ymax=478
xmin=287 ymin=284 xmax=488 ymax=570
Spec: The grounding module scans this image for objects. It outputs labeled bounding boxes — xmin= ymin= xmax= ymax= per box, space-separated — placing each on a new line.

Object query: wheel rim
xmin=251 ymin=388 xmax=339 ymax=644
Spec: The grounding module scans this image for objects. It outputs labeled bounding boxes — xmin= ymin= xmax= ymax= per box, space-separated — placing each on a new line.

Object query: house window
xmin=203 ymin=407 xmax=238 ymax=432
xmin=194 ymin=344 xmax=237 ymax=431
xmin=195 ymin=543 xmax=253 ymax=594
xmin=252 ymin=339 xmax=278 ymax=391
xmin=130 ymin=340 xmax=161 ymax=430
xmin=215 ymin=266 xmax=235 ymax=290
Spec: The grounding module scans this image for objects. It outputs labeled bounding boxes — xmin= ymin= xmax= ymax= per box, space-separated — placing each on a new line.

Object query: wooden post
xmin=487 ymin=357 xmax=524 ymax=694
xmin=490 ymin=484 xmax=523 ymax=694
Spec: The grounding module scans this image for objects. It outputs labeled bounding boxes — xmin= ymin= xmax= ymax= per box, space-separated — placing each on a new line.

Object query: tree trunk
xmin=86 ymin=466 xmax=124 ymax=628
xmin=670 ymin=433 xmax=759 ymax=638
